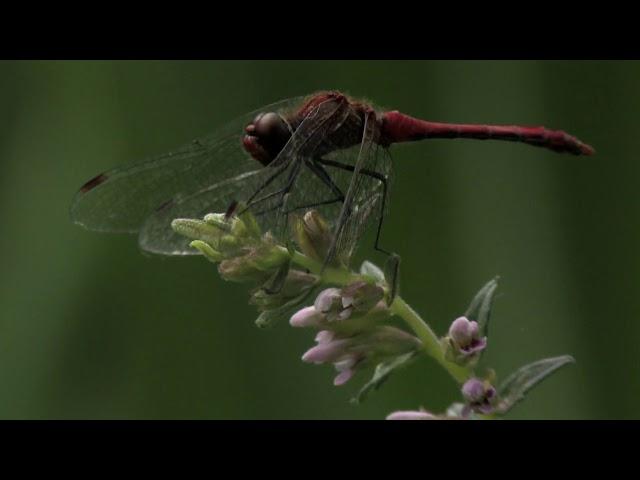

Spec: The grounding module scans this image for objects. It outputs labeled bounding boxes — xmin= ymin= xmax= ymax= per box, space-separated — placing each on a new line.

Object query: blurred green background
xmin=0 ymin=60 xmax=636 ymax=419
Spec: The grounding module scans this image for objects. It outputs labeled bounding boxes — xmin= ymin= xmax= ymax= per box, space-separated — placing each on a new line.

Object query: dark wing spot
xmin=80 ymin=173 xmax=109 ymax=193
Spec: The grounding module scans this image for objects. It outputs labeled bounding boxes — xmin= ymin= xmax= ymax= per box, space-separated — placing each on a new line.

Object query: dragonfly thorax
xmin=243 ymin=112 xmax=293 ymax=166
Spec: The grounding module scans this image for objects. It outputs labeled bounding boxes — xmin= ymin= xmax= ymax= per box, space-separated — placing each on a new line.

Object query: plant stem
xmin=389 ymin=297 xmax=469 ymax=383
xmin=289 ymin=250 xmax=470 ymax=384
xmin=290 ymin=251 xmax=359 ymax=285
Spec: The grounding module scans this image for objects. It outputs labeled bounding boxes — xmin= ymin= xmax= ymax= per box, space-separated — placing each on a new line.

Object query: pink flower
xmin=448 ymin=316 xmax=487 ymax=357
xmin=461 ymin=377 xmax=497 ymax=415
xmin=301 ymin=327 xmax=420 ymax=386
xmin=386 ymin=410 xmax=438 ymax=420
xmin=289 ymin=284 xmax=390 ymax=331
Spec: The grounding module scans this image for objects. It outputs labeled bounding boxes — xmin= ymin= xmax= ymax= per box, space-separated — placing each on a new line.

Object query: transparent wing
xmin=262 ymin=109 xmax=392 ymax=267
xmin=322 ymin=111 xmax=393 ymax=266
xmin=69 ymin=96 xmax=304 ymax=234
xmin=332 ymin=143 xmax=392 ymax=264
xmin=138 ymin=96 xmax=352 ymax=255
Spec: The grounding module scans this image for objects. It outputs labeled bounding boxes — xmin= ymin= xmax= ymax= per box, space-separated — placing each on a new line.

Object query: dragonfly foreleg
xmin=235 ymin=161 xmax=291 ymax=215
xmin=253 ymin=160 xmax=303 ymax=218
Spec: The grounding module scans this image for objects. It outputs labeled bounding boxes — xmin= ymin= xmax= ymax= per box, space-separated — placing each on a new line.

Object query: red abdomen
xmin=380 ymin=111 xmax=594 ymax=156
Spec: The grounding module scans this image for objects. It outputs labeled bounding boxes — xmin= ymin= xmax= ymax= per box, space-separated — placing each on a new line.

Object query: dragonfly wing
xmin=138 ymin=169 xmax=265 ymax=255
xmin=138 ymin=96 xmax=352 ymax=255
xmin=69 ymin=96 xmax=304 ymax=234
xmin=322 ymin=112 xmax=393 ymax=266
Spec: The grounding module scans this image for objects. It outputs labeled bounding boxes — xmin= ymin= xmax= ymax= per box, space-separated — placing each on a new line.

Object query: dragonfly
xmin=71 ymin=90 xmax=594 ymax=272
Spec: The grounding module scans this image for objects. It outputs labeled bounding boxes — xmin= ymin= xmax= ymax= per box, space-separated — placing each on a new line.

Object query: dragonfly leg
xmin=244 ymin=187 xmax=292 ymax=212
xmin=281 ymin=158 xmax=347 ymax=214
xmin=305 ymin=158 xmax=346 ymax=200
xmin=318 ymin=158 xmax=399 ymax=301
xmin=283 ymin=196 xmax=344 ymax=215
xmin=317 ymin=158 xmax=391 ymax=256
xmin=252 ymin=160 xmax=303 ymax=218
xmin=234 ymin=161 xmax=291 ymax=215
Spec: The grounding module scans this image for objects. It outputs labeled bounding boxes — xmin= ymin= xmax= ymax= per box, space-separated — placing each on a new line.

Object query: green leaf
xmin=351 ymin=351 xmax=418 ymax=404
xmin=464 ymin=276 xmax=499 ymax=335
xmin=383 ymin=254 xmax=401 ymax=302
xmin=359 ymin=261 xmax=385 ymax=283
xmin=496 ymin=355 xmax=575 ymax=414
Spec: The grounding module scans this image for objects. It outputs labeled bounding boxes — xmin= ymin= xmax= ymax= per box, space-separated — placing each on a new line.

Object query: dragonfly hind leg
xmin=317 ymin=158 xmax=400 ymax=302
xmin=316 ymin=158 xmax=390 ymax=256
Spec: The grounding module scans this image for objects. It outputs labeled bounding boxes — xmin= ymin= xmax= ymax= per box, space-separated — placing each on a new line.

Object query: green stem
xmin=290 ymin=251 xmax=358 ymax=285
xmin=389 ymin=297 xmax=469 ymax=383
xmin=289 ymin=250 xmax=470 ymax=384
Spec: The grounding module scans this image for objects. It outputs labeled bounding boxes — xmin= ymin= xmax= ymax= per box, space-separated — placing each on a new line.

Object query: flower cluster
xmin=172 ymin=208 xmax=575 ymax=420
xmin=291 ymin=284 xmax=420 ymax=386
xmin=172 ymin=210 xmax=289 ymax=283
xmin=386 ymin=377 xmax=499 ymax=420
xmin=172 ymin=208 xmax=319 ymax=323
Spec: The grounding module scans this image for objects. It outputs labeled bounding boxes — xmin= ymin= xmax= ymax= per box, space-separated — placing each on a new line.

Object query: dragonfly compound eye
xmin=243 ymin=112 xmax=292 ymax=166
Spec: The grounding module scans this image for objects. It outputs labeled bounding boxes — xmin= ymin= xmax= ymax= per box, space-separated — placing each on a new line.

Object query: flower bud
xmin=290 ymin=284 xmax=391 ymax=335
xmin=386 ymin=410 xmax=438 ymax=420
xmin=189 ymin=240 xmax=225 ymax=263
xmin=340 ymin=281 xmax=384 ymax=313
xmin=217 ymin=243 xmax=289 ymax=283
xmin=290 ymin=306 xmax=325 ymax=328
xmin=248 ymin=244 xmax=292 ymax=272
xmin=171 ymin=218 xmax=225 ymax=249
xmin=251 ymin=270 xmax=318 ymax=310
xmin=319 ymin=283 xmax=387 ymax=323
xmin=461 ymin=377 xmax=497 ymax=415
xmin=174 ymin=210 xmax=264 ymax=264
xmin=314 ymin=288 xmax=351 ymax=322
xmin=203 ymin=213 xmax=233 ymax=232
xmin=218 ymin=255 xmax=272 ymax=283
xmin=293 ymin=210 xmax=334 ymax=263
xmin=232 ymin=213 xmax=262 ymax=240
xmin=300 ymin=326 xmax=420 ymax=386
xmin=442 ymin=316 xmax=487 ymax=366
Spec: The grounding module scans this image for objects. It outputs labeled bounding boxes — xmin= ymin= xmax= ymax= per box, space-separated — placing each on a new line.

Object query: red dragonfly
xmin=71 ymin=91 xmax=594 ymax=266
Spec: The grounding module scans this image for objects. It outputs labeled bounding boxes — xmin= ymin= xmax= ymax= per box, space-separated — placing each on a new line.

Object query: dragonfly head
xmin=243 ymin=112 xmax=293 ymax=166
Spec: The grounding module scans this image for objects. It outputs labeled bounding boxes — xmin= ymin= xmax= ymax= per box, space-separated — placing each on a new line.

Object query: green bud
xmin=218 ymin=255 xmax=272 ymax=283
xmin=236 ymin=209 xmax=262 ymax=240
xmin=250 ymin=244 xmax=291 ymax=272
xmin=203 ymin=213 xmax=233 ymax=232
xmin=189 ymin=240 xmax=225 ymax=263
xmin=251 ymin=270 xmax=319 ymax=311
xmin=217 ymin=244 xmax=290 ymax=284
xmin=218 ymin=234 xmax=242 ymax=254
xmin=171 ymin=218 xmax=224 ymax=248
xmin=360 ymin=261 xmax=386 ymax=284
xmin=293 ymin=210 xmax=334 ymax=263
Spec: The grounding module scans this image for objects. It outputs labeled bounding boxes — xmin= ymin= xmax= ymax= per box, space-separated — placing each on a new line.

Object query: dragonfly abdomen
xmin=380 ymin=111 xmax=594 ymax=156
